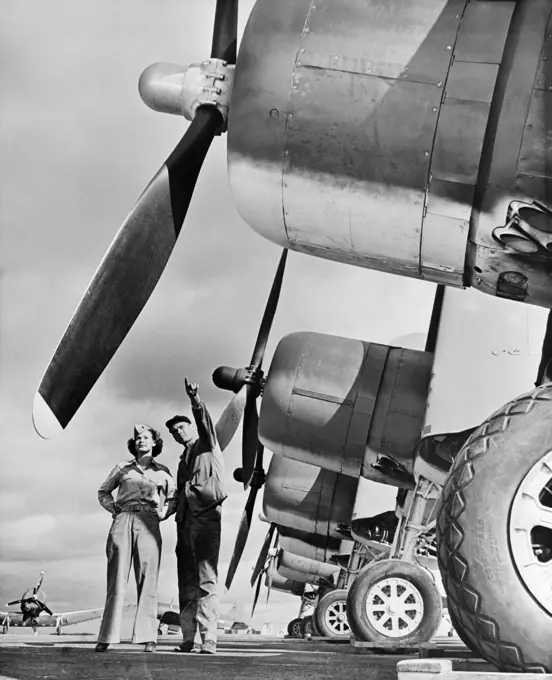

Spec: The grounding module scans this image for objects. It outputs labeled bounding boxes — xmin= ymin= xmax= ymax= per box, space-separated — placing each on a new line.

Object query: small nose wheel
xmin=313 ymin=589 xmax=350 ymax=639
xmin=346 ymin=559 xmax=442 ymax=648
xmin=287 ymin=617 xmax=303 ymax=638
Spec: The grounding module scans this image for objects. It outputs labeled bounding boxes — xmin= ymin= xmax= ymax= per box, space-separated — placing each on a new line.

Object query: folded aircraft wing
xmin=52 ymin=607 xmax=104 ymax=625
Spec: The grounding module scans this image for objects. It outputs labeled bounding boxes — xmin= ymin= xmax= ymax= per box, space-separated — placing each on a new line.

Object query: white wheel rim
xmin=365 ymin=577 xmax=424 ymax=638
xmin=323 ymin=600 xmax=350 ymax=635
xmin=509 ymin=450 xmax=552 ymax=615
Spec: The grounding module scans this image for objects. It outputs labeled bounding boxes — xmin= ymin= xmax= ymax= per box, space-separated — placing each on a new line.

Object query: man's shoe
xmin=95 ymin=643 xmax=109 ymax=652
xmin=144 ymin=642 xmax=156 ymax=653
xmin=174 ymin=641 xmax=196 ymax=653
xmin=200 ymin=640 xmax=216 ymax=655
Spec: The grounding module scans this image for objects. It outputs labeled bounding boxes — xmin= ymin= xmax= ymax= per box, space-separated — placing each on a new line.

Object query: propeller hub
xmin=139 ymin=59 xmax=235 ymax=132
xmin=213 ymin=366 xmax=250 ymax=393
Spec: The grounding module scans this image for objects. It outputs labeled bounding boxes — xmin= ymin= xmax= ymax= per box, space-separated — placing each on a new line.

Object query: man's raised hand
xmin=185 ymin=376 xmax=201 ymax=406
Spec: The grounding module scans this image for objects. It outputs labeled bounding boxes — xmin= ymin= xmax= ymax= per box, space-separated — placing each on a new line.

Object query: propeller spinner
xmin=33 ymin=0 xmax=239 ymax=438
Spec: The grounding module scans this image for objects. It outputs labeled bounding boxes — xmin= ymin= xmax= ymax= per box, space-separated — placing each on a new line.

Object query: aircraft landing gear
xmin=287 ymin=617 xmax=303 ymax=637
xmin=437 ymin=386 xmax=552 ymax=673
xmin=299 ymin=615 xmax=317 ymax=637
xmin=346 ymin=559 xmax=442 ymax=647
xmin=313 ymin=589 xmax=350 ymax=639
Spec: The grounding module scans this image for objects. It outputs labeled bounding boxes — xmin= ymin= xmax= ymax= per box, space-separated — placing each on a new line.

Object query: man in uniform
xmin=165 ymin=378 xmax=226 ymax=655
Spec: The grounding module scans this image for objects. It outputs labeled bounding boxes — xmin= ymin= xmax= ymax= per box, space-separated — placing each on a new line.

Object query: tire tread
xmin=437 ymin=385 xmax=552 ymax=673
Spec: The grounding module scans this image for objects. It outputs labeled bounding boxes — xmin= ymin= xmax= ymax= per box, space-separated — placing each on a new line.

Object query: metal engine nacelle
xmin=263 ymin=453 xmax=358 ymax=538
xmin=277 ymin=550 xmax=340 ymax=586
xmin=259 ymin=332 xmax=432 ymax=485
xmin=265 ymin=572 xmax=305 ymax=596
xmin=278 ymin=525 xmax=351 ymax=563
xmin=228 ymin=0 xmax=552 ymax=309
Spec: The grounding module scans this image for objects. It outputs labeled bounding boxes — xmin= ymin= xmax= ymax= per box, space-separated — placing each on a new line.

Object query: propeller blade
xmin=250 ymin=524 xmax=276 ymax=587
xmin=250 ymin=249 xmax=288 ymax=369
xmin=266 ymin=553 xmax=276 ymax=604
xmin=38 ymin=601 xmax=53 ymax=616
xmin=211 ymin=0 xmax=238 ymax=62
xmin=225 ymin=480 xmax=260 ymax=590
xmin=34 ymin=572 xmax=44 ymax=594
xmin=7 ymin=600 xmax=22 ymax=606
xmin=250 ymin=572 xmax=263 ymax=618
xmin=241 ymin=385 xmax=259 ymax=488
xmin=33 ymin=106 xmax=223 ymax=439
xmin=215 ymin=384 xmax=247 ymax=452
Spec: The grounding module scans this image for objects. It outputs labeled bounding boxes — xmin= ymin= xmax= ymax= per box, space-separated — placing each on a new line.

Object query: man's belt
xmin=120 ymin=501 xmax=157 ymax=512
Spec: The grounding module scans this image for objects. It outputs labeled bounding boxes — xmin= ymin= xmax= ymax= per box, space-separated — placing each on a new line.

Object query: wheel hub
xmin=323 ymin=600 xmax=350 ymax=635
xmin=509 ymin=450 xmax=552 ymax=615
xmin=365 ymin=577 xmax=424 ymax=638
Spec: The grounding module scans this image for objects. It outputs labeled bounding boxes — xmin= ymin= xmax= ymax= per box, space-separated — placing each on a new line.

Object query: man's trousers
xmin=176 ymin=508 xmax=221 ymax=643
xmin=97 ymin=509 xmax=161 ymax=644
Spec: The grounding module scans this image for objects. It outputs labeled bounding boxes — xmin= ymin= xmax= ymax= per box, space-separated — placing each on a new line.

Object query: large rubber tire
xmin=287 ymin=617 xmax=303 ymax=637
xmin=313 ymin=589 xmax=350 ymax=639
xmin=310 ymin=612 xmax=322 ymax=637
xmin=437 ymin=385 xmax=552 ymax=672
xmin=346 ymin=559 xmax=442 ymax=647
xmin=447 ymin=605 xmax=475 ymax=649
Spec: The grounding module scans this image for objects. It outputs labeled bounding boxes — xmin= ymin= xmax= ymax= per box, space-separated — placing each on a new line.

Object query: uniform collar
xmin=180 ymin=437 xmax=198 ymax=458
xmin=128 ymin=457 xmax=161 ymax=469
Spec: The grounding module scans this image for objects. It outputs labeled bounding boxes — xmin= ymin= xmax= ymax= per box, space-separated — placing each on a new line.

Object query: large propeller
xmin=214 ymin=249 xmax=288 ymax=476
xmin=7 ymin=572 xmax=53 ymax=616
xmin=215 ymin=250 xmax=288 ymax=590
xmin=32 ymin=0 xmax=239 ymax=439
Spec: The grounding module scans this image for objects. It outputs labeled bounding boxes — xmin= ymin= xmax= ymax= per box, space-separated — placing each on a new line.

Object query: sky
xmin=1 ymin=0 xmax=438 ymax=631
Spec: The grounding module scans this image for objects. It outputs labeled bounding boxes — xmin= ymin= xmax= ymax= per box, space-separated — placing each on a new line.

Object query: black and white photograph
xmin=2 ymin=1 xmax=552 ymax=678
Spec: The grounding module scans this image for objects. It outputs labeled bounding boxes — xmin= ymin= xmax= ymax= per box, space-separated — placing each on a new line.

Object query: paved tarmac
xmin=0 ymin=633 xmax=481 ymax=680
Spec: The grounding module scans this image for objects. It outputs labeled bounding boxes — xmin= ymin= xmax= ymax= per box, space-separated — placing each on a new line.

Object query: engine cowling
xmin=278 ymin=526 xmax=350 ymax=563
xmin=263 ymin=453 xmax=358 ymax=539
xmin=277 ymin=550 xmax=341 ymax=585
xmin=266 ymin=572 xmax=305 ymax=596
xmin=259 ymin=332 xmax=432 ymax=483
xmin=228 ymin=0 xmax=552 ymax=309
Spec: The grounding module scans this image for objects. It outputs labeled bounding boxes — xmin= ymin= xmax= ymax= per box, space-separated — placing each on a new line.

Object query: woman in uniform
xmin=95 ymin=424 xmax=175 ymax=653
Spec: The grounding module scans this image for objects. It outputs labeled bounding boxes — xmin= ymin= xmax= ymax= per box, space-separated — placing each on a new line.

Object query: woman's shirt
xmin=98 ymin=458 xmax=175 ymax=514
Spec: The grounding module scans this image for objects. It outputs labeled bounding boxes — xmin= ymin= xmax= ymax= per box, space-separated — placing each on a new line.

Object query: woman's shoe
xmin=200 ymin=640 xmax=216 ymax=655
xmin=95 ymin=643 xmax=109 ymax=652
xmin=144 ymin=642 xmax=156 ymax=652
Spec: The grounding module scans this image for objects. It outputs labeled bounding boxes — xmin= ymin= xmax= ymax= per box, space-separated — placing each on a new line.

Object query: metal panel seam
xmin=282 ymin=0 xmax=317 ymax=245
xmin=419 ymin=0 xmax=470 ymax=278
xmin=343 ymin=343 xmax=389 ymax=476
xmin=282 ymin=336 xmax=310 ymax=459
